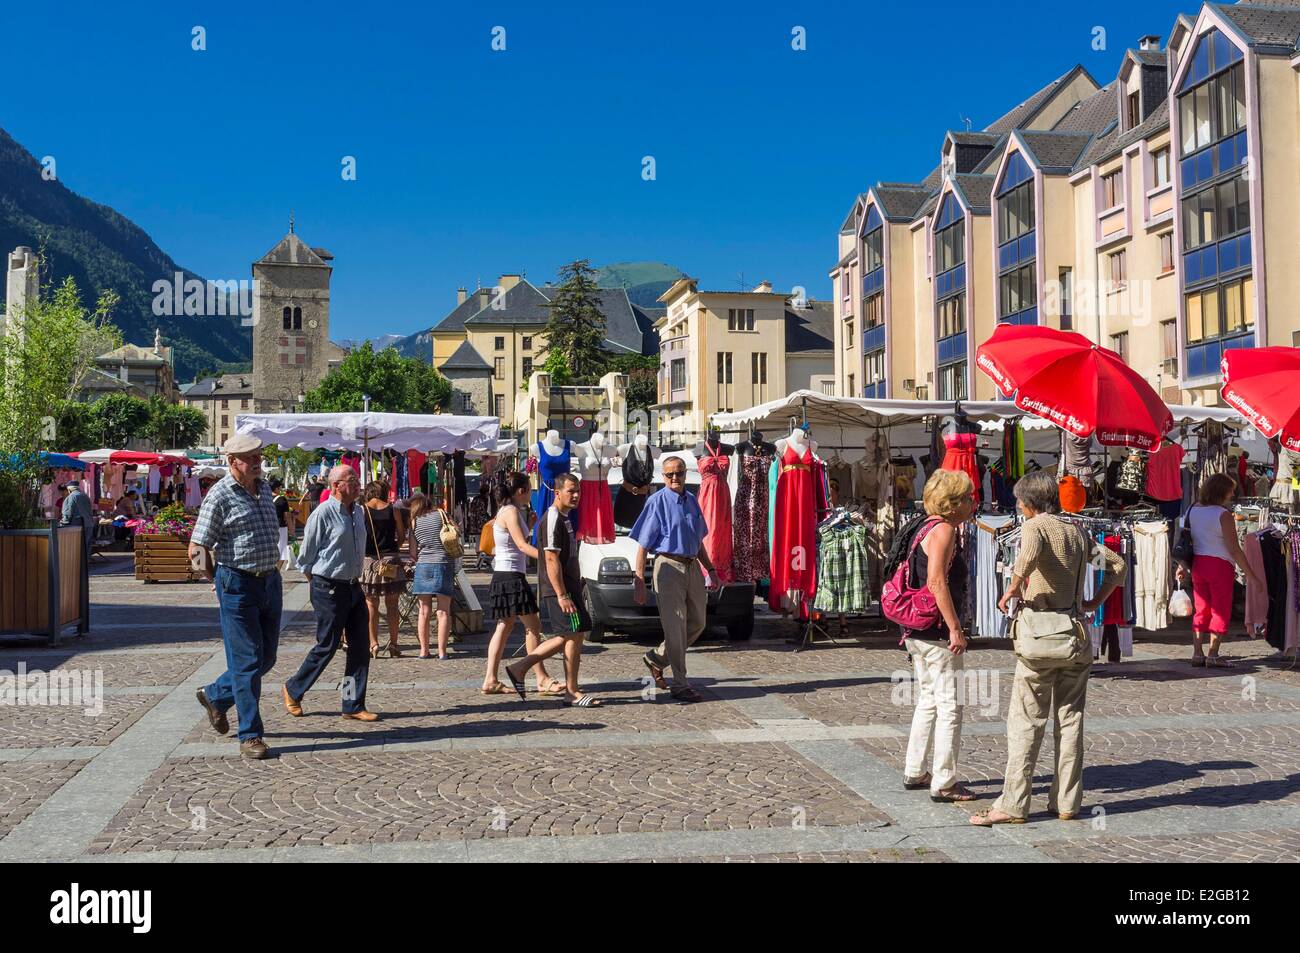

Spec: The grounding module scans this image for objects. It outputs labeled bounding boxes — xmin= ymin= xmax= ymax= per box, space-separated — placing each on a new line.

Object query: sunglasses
xmin=664 ymin=470 xmax=686 ymax=480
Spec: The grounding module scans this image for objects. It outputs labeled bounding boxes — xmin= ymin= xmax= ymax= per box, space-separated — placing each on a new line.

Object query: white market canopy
xmin=234 ymin=412 xmax=500 ymax=453
xmin=463 ymin=438 xmax=519 ymax=459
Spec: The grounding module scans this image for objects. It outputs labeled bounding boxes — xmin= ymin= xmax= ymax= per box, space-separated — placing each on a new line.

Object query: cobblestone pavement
xmin=1 ymin=554 xmax=1299 ymax=863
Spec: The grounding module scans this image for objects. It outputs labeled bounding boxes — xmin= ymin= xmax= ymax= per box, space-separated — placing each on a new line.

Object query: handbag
xmin=1172 ymin=504 xmax=1195 ymax=567
xmin=363 ymin=505 xmax=402 ymax=580
xmin=881 ymin=518 xmax=944 ymax=632
xmin=438 ymin=509 xmax=464 ymax=559
xmin=1010 ymin=524 xmax=1089 ymax=661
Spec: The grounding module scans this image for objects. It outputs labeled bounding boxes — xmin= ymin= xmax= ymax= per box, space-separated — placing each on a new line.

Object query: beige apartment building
xmin=181 ymin=373 xmax=255 ymax=449
xmin=831 ymin=1 xmax=1300 ymax=408
xmin=653 ymin=278 xmax=833 ymax=436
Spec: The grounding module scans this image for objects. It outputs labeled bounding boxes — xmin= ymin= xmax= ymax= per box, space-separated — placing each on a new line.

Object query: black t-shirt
xmin=274 ymin=495 xmax=289 ymax=528
xmin=908 ymin=518 xmax=967 ymax=640
xmin=538 ymin=506 xmax=582 ymax=599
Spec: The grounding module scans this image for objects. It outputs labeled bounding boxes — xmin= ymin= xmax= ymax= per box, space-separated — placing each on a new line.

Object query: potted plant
xmin=133 ymin=502 xmax=199 ymax=583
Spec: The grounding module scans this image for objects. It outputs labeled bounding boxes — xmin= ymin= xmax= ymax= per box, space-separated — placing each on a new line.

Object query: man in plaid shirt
xmin=188 ymin=434 xmax=283 ymax=760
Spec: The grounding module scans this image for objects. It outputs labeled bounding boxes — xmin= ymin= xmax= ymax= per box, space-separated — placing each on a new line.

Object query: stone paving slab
xmin=624 ymin=847 xmax=951 ymax=863
xmin=1034 ymin=827 xmax=1300 ymax=863
xmin=0 ymin=761 xmax=87 ymax=838
xmin=86 ymin=742 xmax=891 ymax=854
xmin=0 ymin=650 xmax=207 ymax=688
xmin=0 ymin=694 xmax=164 ymax=748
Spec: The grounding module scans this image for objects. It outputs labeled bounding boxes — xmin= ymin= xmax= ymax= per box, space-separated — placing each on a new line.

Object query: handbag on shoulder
xmin=439 ymin=509 xmax=464 ymax=559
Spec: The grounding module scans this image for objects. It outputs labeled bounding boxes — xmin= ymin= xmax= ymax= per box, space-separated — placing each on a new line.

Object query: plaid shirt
xmin=191 ymin=475 xmax=281 ymax=573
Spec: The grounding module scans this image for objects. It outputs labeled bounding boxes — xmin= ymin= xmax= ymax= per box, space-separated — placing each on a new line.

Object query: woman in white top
xmin=1177 ymin=473 xmax=1262 ymax=667
xmin=481 ymin=473 xmax=563 ymax=696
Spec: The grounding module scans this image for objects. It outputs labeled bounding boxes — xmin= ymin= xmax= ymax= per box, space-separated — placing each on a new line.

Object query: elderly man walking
xmin=189 ymin=435 xmax=283 ymax=760
xmin=283 ymin=464 xmax=379 ymax=723
xmin=60 ymin=479 xmax=95 ymax=564
xmin=631 ymin=455 xmax=718 ymax=703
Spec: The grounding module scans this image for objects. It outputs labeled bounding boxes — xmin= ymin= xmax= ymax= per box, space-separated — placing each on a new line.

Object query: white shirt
xmin=1187 ymin=504 xmax=1232 ymax=562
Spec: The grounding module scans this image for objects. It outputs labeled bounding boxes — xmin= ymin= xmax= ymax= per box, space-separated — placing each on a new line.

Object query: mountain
xmin=0 ymin=126 xmax=251 ymax=380
xmin=594 ymin=261 xmax=686 ymax=308
xmin=335 ymin=333 xmax=406 ymax=352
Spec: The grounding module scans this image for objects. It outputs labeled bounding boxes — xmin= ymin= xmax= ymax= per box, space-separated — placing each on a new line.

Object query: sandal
xmin=537 ymin=678 xmax=567 ymax=696
xmin=902 ymin=773 xmax=932 ymax=791
xmin=387 ymin=642 xmax=402 ymax=658
xmin=1190 ymin=656 xmax=1207 ymax=667
xmin=480 ymin=682 xmax=513 ymax=695
xmin=969 ymin=810 xmax=1025 ymax=826
xmin=563 ymin=693 xmax=602 ymax=708
xmin=504 ymin=665 xmax=527 ymax=701
xmin=370 ymin=644 xmax=383 ymax=659
xmin=1206 ymin=656 xmax=1235 ymax=668
xmin=931 ymin=784 xmax=977 ymax=803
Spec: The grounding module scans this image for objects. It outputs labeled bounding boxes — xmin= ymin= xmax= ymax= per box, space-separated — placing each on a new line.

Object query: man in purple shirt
xmin=631 ymin=455 xmax=718 ymax=702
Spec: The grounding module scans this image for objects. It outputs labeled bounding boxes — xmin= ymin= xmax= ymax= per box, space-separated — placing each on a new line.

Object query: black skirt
xmin=488 ymin=570 xmax=539 ymax=619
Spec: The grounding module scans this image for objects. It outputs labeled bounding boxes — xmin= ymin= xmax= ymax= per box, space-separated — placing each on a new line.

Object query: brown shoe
xmin=1058 ymin=813 xmax=1076 ymax=821
xmin=239 ymin=737 xmax=270 ymax=760
xmin=341 ymin=710 xmax=380 ymax=722
xmin=282 ymin=685 xmax=303 ymax=717
xmin=196 ymin=687 xmax=229 ymax=736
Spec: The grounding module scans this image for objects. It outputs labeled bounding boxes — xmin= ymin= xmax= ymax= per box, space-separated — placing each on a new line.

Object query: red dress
xmin=769 ymin=443 xmax=824 ymax=615
xmin=941 ymin=432 xmax=981 ymax=503
xmin=697 ymin=444 xmax=734 ymax=582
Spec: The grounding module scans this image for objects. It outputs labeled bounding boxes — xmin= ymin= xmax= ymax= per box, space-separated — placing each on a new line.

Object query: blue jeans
xmin=286 ymin=577 xmax=371 ymax=714
xmin=206 ymin=566 xmax=282 ymax=741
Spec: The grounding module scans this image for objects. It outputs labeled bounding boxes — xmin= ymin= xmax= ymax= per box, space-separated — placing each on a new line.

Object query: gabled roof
xmin=1015 ymin=130 xmax=1095 ymax=172
xmin=257 ymin=232 xmax=330 ymax=268
xmin=440 ymin=340 xmax=492 ymax=372
xmin=458 ymin=280 xmax=648 ymax=355
xmin=462 ymin=280 xmax=553 ymax=326
xmin=984 ymin=64 xmax=1099 ymax=133
xmin=96 ymin=343 xmax=169 ymax=366
xmin=1217 ymin=2 xmax=1300 ymax=51
xmin=183 ymin=373 xmax=255 ymax=399
xmin=430 ymin=291 xmax=490 ymax=335
xmin=785 ymin=301 xmax=834 ymax=353
xmin=873 ymin=184 xmax=933 ymax=221
xmin=1128 ymin=49 xmax=1168 ymax=67
xmin=953 ymin=174 xmax=995 ymax=214
xmin=1075 ymin=97 xmax=1170 ymax=170
xmin=1053 ymin=79 xmax=1121 ymax=134
xmin=840 ymin=194 xmax=867 ymax=232
xmin=947 ymin=131 xmax=1002 ymax=146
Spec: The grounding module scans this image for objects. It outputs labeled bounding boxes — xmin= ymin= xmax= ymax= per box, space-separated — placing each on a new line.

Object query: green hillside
xmin=594 ymin=261 xmax=686 ymax=308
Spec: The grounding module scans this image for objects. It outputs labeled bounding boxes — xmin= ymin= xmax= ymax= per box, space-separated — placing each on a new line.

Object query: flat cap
xmin=221 ymin=433 xmax=263 ymax=455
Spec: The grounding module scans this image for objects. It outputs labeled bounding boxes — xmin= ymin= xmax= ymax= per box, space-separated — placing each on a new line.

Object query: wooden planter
xmin=0 ymin=524 xmax=89 ymax=644
xmin=134 ymin=533 xmax=199 ymax=583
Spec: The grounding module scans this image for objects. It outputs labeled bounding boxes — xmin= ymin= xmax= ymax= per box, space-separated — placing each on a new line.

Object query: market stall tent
xmin=234 ymin=412 xmax=499 ymax=453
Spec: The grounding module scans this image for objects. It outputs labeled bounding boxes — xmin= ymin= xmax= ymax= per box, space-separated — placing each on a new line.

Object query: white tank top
xmin=493 ymin=509 xmax=529 ymax=573
xmin=1187 ymin=504 xmax=1233 ymax=562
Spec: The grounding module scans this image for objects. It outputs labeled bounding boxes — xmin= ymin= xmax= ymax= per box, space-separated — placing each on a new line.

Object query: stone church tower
xmin=251 ymin=226 xmax=333 ymax=411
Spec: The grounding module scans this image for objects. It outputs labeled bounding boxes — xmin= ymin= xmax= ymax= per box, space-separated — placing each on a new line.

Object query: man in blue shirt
xmin=631 ymin=455 xmax=718 ymax=702
xmin=283 ymin=464 xmax=379 ymax=723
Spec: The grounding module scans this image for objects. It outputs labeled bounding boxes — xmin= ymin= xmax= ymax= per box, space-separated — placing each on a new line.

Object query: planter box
xmin=134 ymin=533 xmax=200 ymax=583
xmin=0 ymin=523 xmax=89 ymax=644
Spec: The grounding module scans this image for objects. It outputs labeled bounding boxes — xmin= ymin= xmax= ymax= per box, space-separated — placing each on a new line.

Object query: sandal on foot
xmin=932 ymin=784 xmax=977 ymax=803
xmin=388 ymin=643 xmax=402 ymax=658
xmin=537 ymin=678 xmax=567 ymax=696
xmin=903 ymin=773 xmax=932 ymax=791
xmin=370 ymin=644 xmax=383 ymax=659
xmin=642 ymin=652 xmax=668 ymax=691
xmin=480 ymin=682 xmax=513 ymax=695
xmin=504 ymin=666 xmax=527 ymax=701
xmin=563 ymin=694 xmax=602 ymax=708
xmin=1206 ymin=656 xmax=1235 ymax=668
xmin=969 ymin=810 xmax=1025 ymax=826
xmin=1190 ymin=656 xmax=1207 ymax=667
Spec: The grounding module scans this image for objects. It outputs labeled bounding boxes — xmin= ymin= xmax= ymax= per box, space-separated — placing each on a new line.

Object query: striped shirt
xmin=190 ymin=475 xmax=281 ymax=573
xmin=1014 ymin=514 xmax=1127 ymax=611
xmin=412 ymin=511 xmax=451 ymax=564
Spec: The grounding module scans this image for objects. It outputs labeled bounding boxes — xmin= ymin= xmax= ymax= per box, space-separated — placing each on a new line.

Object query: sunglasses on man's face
xmin=664 ymin=470 xmax=686 ymax=480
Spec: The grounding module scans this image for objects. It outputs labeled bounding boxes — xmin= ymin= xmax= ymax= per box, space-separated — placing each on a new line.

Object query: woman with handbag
xmin=971 ymin=470 xmax=1126 ymax=827
xmin=897 ymin=469 xmax=977 ymax=805
xmin=408 ymin=491 xmax=458 ymax=660
xmin=362 ymin=481 xmax=408 ymax=658
xmin=1175 ymin=473 xmax=1262 ymax=668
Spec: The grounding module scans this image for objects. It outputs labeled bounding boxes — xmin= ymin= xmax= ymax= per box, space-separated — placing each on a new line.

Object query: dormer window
xmin=1127 ymin=91 xmax=1141 ymax=130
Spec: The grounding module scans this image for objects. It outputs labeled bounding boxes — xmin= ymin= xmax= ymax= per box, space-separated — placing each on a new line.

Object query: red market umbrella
xmin=1221 ymin=347 xmax=1300 ymax=452
xmin=975 ymin=324 xmax=1173 ymax=450
xmin=69 ymin=449 xmax=195 ymax=466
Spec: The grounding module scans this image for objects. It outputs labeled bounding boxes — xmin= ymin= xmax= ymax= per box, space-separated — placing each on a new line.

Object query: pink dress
xmin=697 ymin=444 xmax=734 ymax=583
xmin=576 ymin=450 xmax=615 ymax=545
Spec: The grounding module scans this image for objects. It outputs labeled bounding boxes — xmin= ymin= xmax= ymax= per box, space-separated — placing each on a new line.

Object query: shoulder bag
xmin=438 ymin=509 xmax=464 ymax=559
xmin=363 ymin=505 xmax=402 ymax=581
xmin=1010 ymin=522 xmax=1089 ymax=662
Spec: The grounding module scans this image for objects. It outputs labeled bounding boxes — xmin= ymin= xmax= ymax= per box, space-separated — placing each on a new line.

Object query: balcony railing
xmin=997 ymin=231 xmax=1035 ymax=271
xmin=937 ymin=332 xmax=967 ymax=367
xmin=1183 ymin=233 xmax=1251 ymax=285
xmin=861 ymin=323 xmax=886 ymax=354
xmin=1184 ymin=331 xmax=1253 ymax=379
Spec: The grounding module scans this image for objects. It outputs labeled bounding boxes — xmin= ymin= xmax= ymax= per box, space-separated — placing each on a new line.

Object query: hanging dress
xmin=769 ymin=443 xmax=823 ymax=615
xmin=614 ymin=444 xmax=656 ymax=529
xmin=941 ymin=432 xmax=981 ymax=503
xmin=576 ymin=447 xmax=616 ymax=544
xmin=697 ymin=444 xmax=734 ymax=582
xmin=531 ymin=439 xmax=578 ymax=543
xmin=732 ymin=449 xmax=772 ymax=583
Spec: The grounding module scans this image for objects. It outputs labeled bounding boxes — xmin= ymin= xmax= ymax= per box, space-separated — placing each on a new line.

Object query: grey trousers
xmin=651 ymin=558 xmax=707 ymax=690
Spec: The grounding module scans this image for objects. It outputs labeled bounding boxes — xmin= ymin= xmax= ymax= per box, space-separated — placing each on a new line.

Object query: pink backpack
xmin=881 ymin=517 xmax=944 ymax=634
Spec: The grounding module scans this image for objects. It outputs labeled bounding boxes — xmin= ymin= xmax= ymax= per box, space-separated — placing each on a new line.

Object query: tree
xmin=608 ymin=354 xmax=659 ymax=413
xmin=90 ymin=393 xmax=151 ymax=447
xmin=540 ymin=259 xmax=608 ymax=382
xmin=301 ymin=343 xmax=452 ymax=414
xmin=146 ymin=396 xmax=208 ymax=449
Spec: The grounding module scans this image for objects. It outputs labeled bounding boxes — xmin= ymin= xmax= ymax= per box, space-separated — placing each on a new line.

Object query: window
xmin=522 ymin=357 xmax=533 ymax=378
xmin=1152 ymin=147 xmax=1171 ymax=188
xmin=222 ymin=399 xmax=229 ymax=409
xmin=282 ymin=306 xmax=292 ymax=330
xmin=521 ymin=336 xmax=532 ymax=350
xmin=938 ymin=295 xmax=964 ymax=338
xmin=1184 ymin=276 xmax=1254 ymax=345
xmin=494 ymin=395 xmax=505 ymax=418
xmin=1179 ymin=59 xmax=1245 ymax=156
xmin=1161 ymin=320 xmax=1178 ymax=373
xmin=494 ymin=337 xmax=505 ymax=351
xmin=751 ymin=352 xmax=767 ymax=384
xmin=1101 ymin=170 xmax=1123 ymax=210
xmin=865 ymin=349 xmax=885 ymax=386
xmin=1108 ymin=250 xmax=1127 ymax=289
xmin=1059 ymin=268 xmax=1073 ymax=330
xmin=716 ymin=351 xmax=733 ymax=385
xmin=1181 ymin=175 xmax=1249 ymax=250
xmin=1160 ymin=233 xmax=1174 ymax=273
xmin=727 ymin=309 xmax=755 ymax=331
xmin=1110 ymin=331 xmax=1129 ymax=364
xmin=241 ymin=398 xmax=249 ymax=410
xmin=221 ymin=414 xmax=228 ymax=428
xmin=494 ymin=357 xmax=505 ymax=380
xmin=999 ymin=181 xmax=1034 ymax=243
xmin=670 ymin=359 xmax=685 ymax=391
xmin=863 ymin=226 xmax=884 ymax=273
xmin=935 ymin=219 xmax=964 ymax=273
xmin=292 ymin=307 xmax=302 ymax=331
xmin=998 ymin=264 xmax=1036 ymax=318
xmin=938 ymin=362 xmax=967 ymax=402
xmin=864 ymin=292 xmax=884 ymax=329
xmin=845 ymin=320 xmax=854 ymax=345
xmin=1127 ymin=91 xmax=1141 ymax=130
xmin=847 ymin=374 xmax=856 ymax=397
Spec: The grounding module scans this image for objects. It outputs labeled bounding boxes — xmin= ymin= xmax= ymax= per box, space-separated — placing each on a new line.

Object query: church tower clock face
xmin=308 ymin=319 xmax=319 ymax=329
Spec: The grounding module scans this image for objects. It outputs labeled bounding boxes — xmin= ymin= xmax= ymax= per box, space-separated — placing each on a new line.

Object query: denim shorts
xmin=413 ymin=561 xmax=455 ymax=597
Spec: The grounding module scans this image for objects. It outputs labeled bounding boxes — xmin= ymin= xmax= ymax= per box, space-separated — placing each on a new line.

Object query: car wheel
xmin=726 ymin=614 xmax=754 ymax=642
xmin=585 ymin=591 xmax=607 ymax=643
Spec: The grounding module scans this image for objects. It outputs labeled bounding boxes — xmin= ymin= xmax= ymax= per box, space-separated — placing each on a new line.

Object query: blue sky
xmin=3 ymin=0 xmax=1193 ymax=341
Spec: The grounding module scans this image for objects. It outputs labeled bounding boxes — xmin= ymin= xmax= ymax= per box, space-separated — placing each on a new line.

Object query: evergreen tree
xmin=540 ymin=259 xmax=608 ymax=382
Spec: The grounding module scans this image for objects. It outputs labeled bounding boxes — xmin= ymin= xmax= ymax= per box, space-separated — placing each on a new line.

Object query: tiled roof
xmin=874 ymin=184 xmax=932 ymax=220
xmin=840 ymin=194 xmax=866 ymax=231
xmin=1017 ymin=131 xmax=1096 ymax=171
xmin=183 ymin=373 xmax=254 ymax=399
xmin=1053 ymin=80 xmax=1120 ymax=134
xmin=631 ymin=305 xmax=664 ymax=354
xmin=948 ymin=131 xmax=1002 ymax=146
xmin=462 ymin=280 xmax=553 ymax=325
xmin=1129 ymin=49 xmax=1167 ymax=66
xmin=257 ymin=233 xmax=329 ymax=268
xmin=984 ymin=65 xmax=1095 ymax=134
xmin=439 ymin=340 xmax=492 ymax=372
xmin=1074 ymin=98 xmax=1169 ymax=170
xmin=1219 ymin=3 xmax=1300 ymax=50
xmin=461 ymin=281 xmax=647 ymax=355
xmin=954 ymin=174 xmax=995 ymax=213
xmin=785 ymin=301 xmax=834 ymax=353
xmin=431 ymin=292 xmax=490 ymax=334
